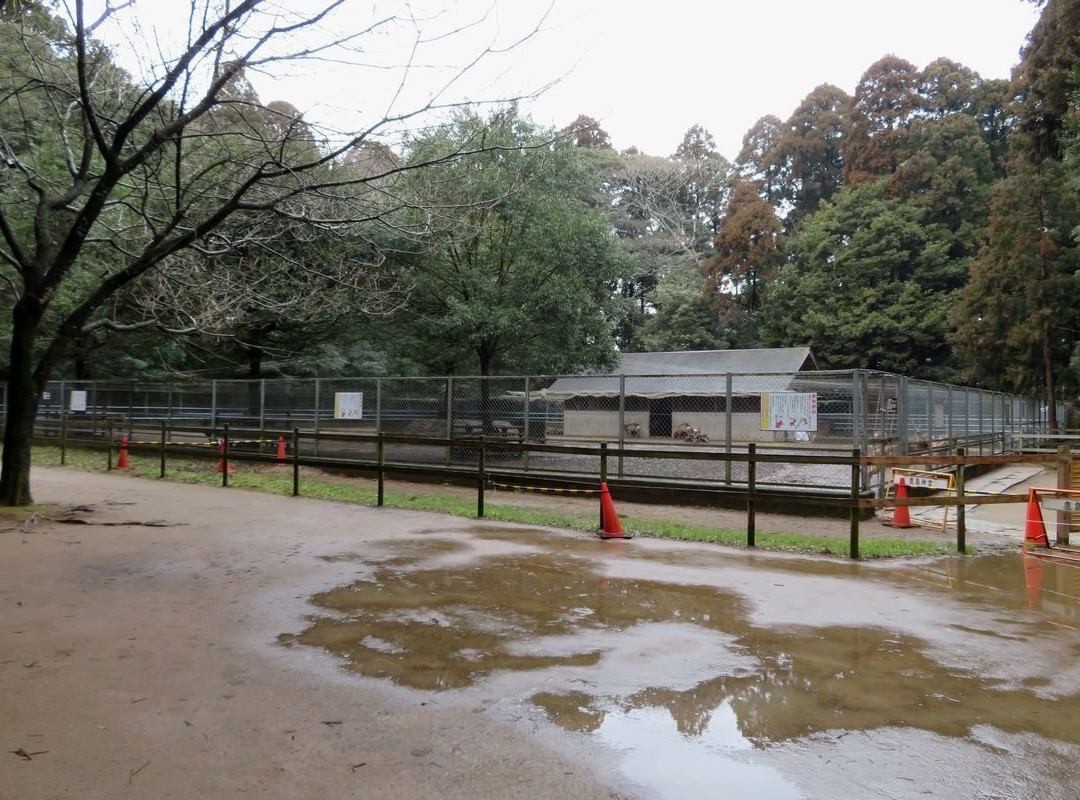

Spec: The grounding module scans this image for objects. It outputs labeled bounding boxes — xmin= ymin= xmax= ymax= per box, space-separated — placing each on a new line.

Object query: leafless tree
xmin=0 ymin=0 xmax=548 ymax=505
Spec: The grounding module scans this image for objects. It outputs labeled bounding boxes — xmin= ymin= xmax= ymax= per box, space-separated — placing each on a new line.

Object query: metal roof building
xmin=544 ymin=348 xmax=818 ymax=398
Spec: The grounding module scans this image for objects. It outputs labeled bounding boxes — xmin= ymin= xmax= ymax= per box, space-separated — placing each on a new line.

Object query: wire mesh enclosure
xmin=11 ymin=369 xmax=1060 ymax=492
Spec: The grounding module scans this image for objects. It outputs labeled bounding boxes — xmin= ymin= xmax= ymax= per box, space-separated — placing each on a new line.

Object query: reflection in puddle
xmin=284 ymin=536 xmax=1080 ymax=797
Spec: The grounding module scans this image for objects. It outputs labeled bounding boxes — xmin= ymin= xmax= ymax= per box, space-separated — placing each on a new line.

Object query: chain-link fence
xmin=9 ymin=369 xmax=1061 ymax=492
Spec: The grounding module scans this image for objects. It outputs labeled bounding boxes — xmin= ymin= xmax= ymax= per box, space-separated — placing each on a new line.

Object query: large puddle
xmin=282 ymin=528 xmax=1080 ymax=798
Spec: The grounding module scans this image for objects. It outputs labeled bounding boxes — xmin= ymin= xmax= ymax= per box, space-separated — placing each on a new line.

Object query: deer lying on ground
xmin=624 ymin=422 xmax=641 ymax=437
xmin=673 ymin=422 xmax=709 ymax=443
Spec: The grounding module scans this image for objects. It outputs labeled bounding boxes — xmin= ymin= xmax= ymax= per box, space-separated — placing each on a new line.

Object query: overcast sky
xmin=99 ymin=0 xmax=1042 ymax=162
xmin=514 ymin=0 xmax=1041 ymax=159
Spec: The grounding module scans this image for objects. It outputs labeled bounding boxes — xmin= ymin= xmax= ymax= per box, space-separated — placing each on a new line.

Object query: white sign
xmin=333 ymin=392 xmax=364 ymax=420
xmin=1041 ymin=497 xmax=1080 ymax=513
xmin=760 ymin=393 xmax=817 ymax=432
xmin=69 ymin=390 xmax=87 ymax=412
xmin=901 ymin=475 xmax=951 ymax=490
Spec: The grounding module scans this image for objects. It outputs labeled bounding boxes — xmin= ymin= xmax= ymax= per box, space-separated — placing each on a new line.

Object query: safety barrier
xmin=28 ymin=416 xmax=1073 ymax=558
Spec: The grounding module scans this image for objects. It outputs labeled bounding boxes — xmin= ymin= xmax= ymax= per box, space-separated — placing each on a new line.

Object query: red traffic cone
xmin=117 ymin=436 xmax=130 ymax=470
xmin=598 ymin=482 xmax=630 ymax=539
xmin=889 ymin=477 xmax=914 ymax=528
xmin=1024 ymin=489 xmax=1049 ymax=548
xmin=276 ymin=435 xmax=287 ymax=464
xmin=217 ymin=440 xmax=237 ymax=474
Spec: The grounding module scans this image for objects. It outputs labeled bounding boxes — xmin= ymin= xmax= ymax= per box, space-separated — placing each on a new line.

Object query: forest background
xmin=1 ymin=0 xmax=1080 ymax=505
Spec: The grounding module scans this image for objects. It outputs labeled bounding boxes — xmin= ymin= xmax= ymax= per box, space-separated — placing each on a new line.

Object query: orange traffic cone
xmin=598 ymin=482 xmax=630 ymax=539
xmin=117 ymin=436 xmax=130 ymax=470
xmin=217 ymin=440 xmax=236 ymax=474
xmin=276 ymin=435 xmax=287 ymax=464
xmin=1024 ymin=490 xmax=1049 ymax=548
xmin=889 ymin=477 xmax=913 ymax=528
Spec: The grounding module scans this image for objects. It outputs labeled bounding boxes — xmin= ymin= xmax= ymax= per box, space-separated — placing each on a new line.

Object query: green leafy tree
xmin=637 ymin=268 xmax=728 ymax=352
xmin=951 ymin=0 xmax=1080 ymax=427
xmin=762 ymin=180 xmax=964 ymax=378
xmin=0 ymin=0 xmax=552 ymax=505
xmin=951 ymin=163 xmax=1080 ymax=409
xmin=394 ymin=107 xmax=631 ymax=378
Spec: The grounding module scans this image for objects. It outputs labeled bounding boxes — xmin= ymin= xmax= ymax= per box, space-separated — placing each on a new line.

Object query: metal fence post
xmin=259 ymin=379 xmax=266 ymax=432
xmin=899 ymin=375 xmax=910 ymax=455
xmin=91 ymin=380 xmax=98 ymax=440
xmin=523 ymin=378 xmax=531 ymax=473
xmin=725 ymin=373 xmax=733 ymax=484
xmin=977 ymin=389 xmax=984 ymax=455
xmin=106 ymin=418 xmax=113 ymax=470
xmin=946 ymin=384 xmax=953 ymax=446
xmin=747 ymin=443 xmax=756 ymax=547
xmin=211 ymin=379 xmax=218 ymax=430
xmin=61 ymin=412 xmax=68 ymax=465
xmin=159 ymin=421 xmax=166 ymax=479
xmin=444 ymin=376 xmax=454 ymax=466
xmin=313 ymin=378 xmax=321 ymax=457
xmin=375 ymin=378 xmax=382 ymax=433
xmin=617 ymin=375 xmax=626 ymax=478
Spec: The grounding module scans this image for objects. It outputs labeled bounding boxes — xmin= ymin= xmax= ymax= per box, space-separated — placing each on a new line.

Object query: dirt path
xmin=0 ymin=468 xmax=630 ymax=800
xmin=1 ymin=466 xmax=1069 ymax=800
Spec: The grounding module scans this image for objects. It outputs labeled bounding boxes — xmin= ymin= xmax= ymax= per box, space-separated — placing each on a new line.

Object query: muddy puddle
xmin=283 ymin=528 xmax=1080 ymax=798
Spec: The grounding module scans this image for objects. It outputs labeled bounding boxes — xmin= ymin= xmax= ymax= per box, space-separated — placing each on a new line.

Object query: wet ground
xmin=286 ymin=526 xmax=1080 ymax=799
xmin=3 ymin=467 xmax=1080 ymax=799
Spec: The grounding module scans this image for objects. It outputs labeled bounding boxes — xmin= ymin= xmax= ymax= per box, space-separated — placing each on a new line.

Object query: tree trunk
xmin=0 ymin=303 xmax=45 ymax=506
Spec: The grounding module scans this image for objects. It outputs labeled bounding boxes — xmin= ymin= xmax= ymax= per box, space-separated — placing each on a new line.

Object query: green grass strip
xmin=23 ymin=444 xmax=967 ymax=558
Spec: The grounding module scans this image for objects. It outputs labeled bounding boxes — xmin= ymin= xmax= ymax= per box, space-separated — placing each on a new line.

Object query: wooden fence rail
xmin=28 ymin=415 xmax=1073 ymax=560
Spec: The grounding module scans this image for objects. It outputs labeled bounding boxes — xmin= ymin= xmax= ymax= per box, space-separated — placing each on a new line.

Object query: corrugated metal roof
xmin=544 ymin=348 xmax=816 ymax=398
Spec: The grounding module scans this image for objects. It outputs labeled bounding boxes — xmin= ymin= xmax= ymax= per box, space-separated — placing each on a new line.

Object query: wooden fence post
xmin=477 ymin=443 xmax=486 ymax=518
xmin=222 ymin=424 xmax=230 ymax=488
xmin=955 ymin=447 xmax=966 ymax=553
xmin=850 ymin=448 xmax=860 ymax=559
xmin=747 ymin=443 xmax=756 ymax=547
xmin=599 ymin=442 xmax=608 ymax=530
xmin=376 ymin=434 xmax=385 ymax=507
xmin=292 ymin=427 xmax=300 ymax=497
xmin=1057 ymin=444 xmax=1071 ymax=545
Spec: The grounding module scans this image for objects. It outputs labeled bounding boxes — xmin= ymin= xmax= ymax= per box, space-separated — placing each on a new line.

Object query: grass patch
xmin=23 ymin=444 xmax=966 ymax=559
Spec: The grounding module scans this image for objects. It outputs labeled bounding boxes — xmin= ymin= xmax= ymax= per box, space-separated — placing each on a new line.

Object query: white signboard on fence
xmin=69 ymin=390 xmax=87 ymax=412
xmin=760 ymin=393 xmax=817 ymax=432
xmin=333 ymin=392 xmax=364 ymax=420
